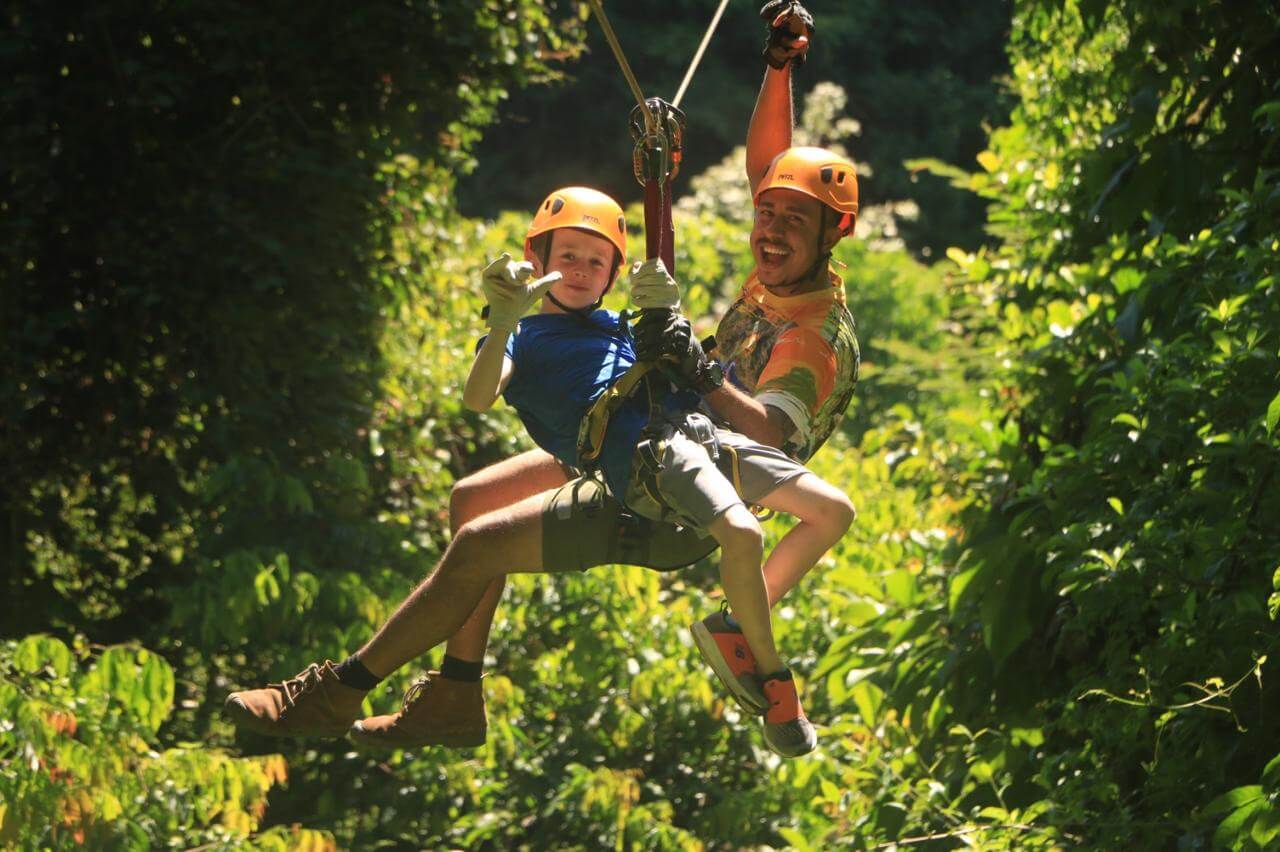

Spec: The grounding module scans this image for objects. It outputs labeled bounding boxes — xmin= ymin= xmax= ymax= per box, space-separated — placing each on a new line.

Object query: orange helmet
xmin=754 ymin=147 xmax=859 ymax=235
xmin=526 ymin=186 xmax=628 ymax=260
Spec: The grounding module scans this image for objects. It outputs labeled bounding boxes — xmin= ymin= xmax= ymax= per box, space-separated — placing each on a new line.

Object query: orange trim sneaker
xmin=349 ymin=672 xmax=487 ymax=750
xmin=224 ymin=660 xmax=365 ymax=738
xmin=690 ymin=608 xmax=770 ymax=714
xmin=761 ymin=671 xmax=817 ymax=758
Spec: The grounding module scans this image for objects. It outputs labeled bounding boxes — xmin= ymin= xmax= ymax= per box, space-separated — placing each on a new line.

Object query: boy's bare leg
xmin=444 ymin=450 xmax=570 ymax=662
xmin=707 ymin=506 xmax=784 ymax=675
xmin=702 ymin=499 xmax=816 ymax=760
xmin=689 ymin=470 xmax=853 ymax=718
xmin=752 ymin=472 xmax=856 ymax=605
xmin=357 ymin=490 xmax=551 ymax=679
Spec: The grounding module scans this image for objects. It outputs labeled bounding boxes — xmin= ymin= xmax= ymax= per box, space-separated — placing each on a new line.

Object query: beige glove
xmin=629 ymin=258 xmax=681 ymax=311
xmin=481 ymin=252 xmax=562 ymax=331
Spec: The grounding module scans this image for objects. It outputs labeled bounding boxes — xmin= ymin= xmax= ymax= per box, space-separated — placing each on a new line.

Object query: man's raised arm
xmin=745 ymin=2 xmax=813 ymax=187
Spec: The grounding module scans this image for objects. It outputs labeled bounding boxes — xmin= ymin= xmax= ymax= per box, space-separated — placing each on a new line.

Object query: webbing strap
xmin=720 ymin=442 xmax=744 ymax=496
xmin=577 ymin=361 xmax=656 ymax=465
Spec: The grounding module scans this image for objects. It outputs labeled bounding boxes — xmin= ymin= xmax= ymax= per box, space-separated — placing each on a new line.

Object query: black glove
xmin=633 ymin=309 xmax=724 ymax=394
xmin=760 ymin=1 xmax=814 ymax=70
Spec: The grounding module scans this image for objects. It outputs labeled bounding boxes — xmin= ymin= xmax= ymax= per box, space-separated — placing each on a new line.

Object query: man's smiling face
xmin=750 ymin=189 xmax=828 ymax=289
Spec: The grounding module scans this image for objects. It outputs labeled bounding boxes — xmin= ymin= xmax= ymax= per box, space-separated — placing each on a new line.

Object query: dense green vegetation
xmin=4 ymin=0 xmax=1279 ymax=847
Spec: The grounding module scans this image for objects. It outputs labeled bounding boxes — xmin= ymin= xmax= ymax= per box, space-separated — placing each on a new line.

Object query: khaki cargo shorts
xmin=540 ymin=475 xmax=718 ymax=573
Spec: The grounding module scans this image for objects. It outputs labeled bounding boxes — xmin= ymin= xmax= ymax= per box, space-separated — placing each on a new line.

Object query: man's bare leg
xmin=443 ymin=450 xmax=570 ymax=663
xmin=356 ymin=490 xmax=551 ymax=679
xmin=223 ymin=490 xmax=556 ymax=739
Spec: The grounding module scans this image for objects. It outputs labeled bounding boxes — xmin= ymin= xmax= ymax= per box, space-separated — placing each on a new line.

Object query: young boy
xmin=464 ymin=185 xmax=854 ymax=757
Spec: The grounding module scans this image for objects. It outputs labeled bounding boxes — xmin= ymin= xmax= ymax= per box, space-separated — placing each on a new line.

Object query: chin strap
xmin=544 ymin=289 xmax=602 ymax=320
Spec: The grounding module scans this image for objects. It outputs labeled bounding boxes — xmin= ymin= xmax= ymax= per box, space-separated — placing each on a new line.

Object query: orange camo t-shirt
xmin=711 ymin=269 xmax=860 ymax=461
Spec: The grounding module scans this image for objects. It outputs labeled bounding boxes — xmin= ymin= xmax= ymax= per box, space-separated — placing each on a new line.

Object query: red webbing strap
xmin=644 ymin=179 xmax=676 ymax=274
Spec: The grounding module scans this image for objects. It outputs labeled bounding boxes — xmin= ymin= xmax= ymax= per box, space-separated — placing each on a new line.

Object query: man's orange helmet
xmin=526 ymin=186 xmax=628 ymax=261
xmin=754 ymin=147 xmax=859 ymax=235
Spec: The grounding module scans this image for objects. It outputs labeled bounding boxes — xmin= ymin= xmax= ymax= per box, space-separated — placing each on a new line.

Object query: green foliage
xmin=1 ymin=0 xmax=578 ymax=663
xmin=12 ymin=0 xmax=1280 ymax=847
xmin=0 ymin=2 xmax=997 ymax=838
xmin=0 ymin=634 xmax=316 ymax=846
xmin=875 ymin=0 xmax=1280 ymax=847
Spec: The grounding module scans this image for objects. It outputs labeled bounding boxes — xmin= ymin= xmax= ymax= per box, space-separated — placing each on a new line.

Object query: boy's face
xmin=750 ymin=189 xmax=838 ymax=289
xmin=529 ymin=228 xmax=617 ymax=312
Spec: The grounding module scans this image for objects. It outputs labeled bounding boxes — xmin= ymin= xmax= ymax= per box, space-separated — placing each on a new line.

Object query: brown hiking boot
xmin=224 ymin=660 xmax=365 ymax=738
xmin=349 ymin=671 xmax=486 ymax=750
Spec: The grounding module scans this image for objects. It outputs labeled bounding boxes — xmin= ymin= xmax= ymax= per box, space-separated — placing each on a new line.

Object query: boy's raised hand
xmin=481 ymin=252 xmax=562 ymax=331
xmin=629 ymin=258 xmax=681 ymax=311
xmin=760 ymin=1 xmax=813 ymax=69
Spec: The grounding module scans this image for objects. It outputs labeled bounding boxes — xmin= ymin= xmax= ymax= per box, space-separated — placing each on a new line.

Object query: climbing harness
xmin=543 ymin=475 xmax=718 ymax=572
xmin=577 ymin=360 xmax=656 ymax=466
xmin=627 ymin=413 xmax=775 ymax=527
xmin=575 ymin=1 xmax=776 ymax=525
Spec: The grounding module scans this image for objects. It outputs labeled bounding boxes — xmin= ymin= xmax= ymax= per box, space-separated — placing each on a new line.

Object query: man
xmin=223 ymin=0 xmax=860 ymax=750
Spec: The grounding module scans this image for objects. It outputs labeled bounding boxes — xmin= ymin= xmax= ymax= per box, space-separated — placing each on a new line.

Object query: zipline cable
xmin=585 ymin=0 xmax=655 ymax=131
xmin=672 ymin=0 xmax=732 ymax=108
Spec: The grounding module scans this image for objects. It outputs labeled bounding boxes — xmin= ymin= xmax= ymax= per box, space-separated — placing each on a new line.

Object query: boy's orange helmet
xmin=526 ymin=186 xmax=628 ymax=260
xmin=754 ymin=147 xmax=859 ymax=235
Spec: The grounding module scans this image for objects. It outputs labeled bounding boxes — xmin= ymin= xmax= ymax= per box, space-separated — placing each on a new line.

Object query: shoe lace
xmin=273 ymin=663 xmax=325 ymax=708
xmin=401 ymin=673 xmax=437 ymax=714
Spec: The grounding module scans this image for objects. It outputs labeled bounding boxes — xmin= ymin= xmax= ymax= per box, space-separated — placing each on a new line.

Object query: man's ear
xmin=820 ymin=224 xmax=844 ymax=255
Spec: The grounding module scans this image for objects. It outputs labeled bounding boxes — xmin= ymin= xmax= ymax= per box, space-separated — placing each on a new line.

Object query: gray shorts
xmin=622 ymin=413 xmax=808 ymax=531
xmin=539 ymin=414 xmax=808 ymax=572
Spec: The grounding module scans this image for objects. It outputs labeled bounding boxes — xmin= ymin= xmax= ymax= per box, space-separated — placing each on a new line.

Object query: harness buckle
xmin=635 ymin=437 xmax=666 ymax=475
xmin=677 ymin=413 xmax=719 ymax=463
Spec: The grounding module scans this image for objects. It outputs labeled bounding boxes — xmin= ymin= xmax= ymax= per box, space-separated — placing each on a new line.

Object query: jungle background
xmin=3 ymin=0 xmax=1279 ymax=847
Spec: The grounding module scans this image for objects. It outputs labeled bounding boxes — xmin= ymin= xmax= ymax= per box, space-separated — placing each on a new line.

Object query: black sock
xmin=334 ymin=655 xmax=382 ymax=690
xmin=440 ymin=654 xmax=483 ymax=682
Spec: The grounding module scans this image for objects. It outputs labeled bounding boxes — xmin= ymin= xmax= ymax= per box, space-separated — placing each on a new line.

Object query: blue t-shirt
xmin=485 ymin=310 xmax=653 ymax=499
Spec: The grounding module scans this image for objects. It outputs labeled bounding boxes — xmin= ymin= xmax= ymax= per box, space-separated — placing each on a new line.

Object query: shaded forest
xmin=3 ymin=0 xmax=1279 ymax=848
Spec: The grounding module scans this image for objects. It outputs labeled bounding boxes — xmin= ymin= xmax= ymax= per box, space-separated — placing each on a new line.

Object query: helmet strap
xmin=546 ymin=288 xmax=603 ymax=319
xmin=803 ymin=205 xmax=831 ymax=283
